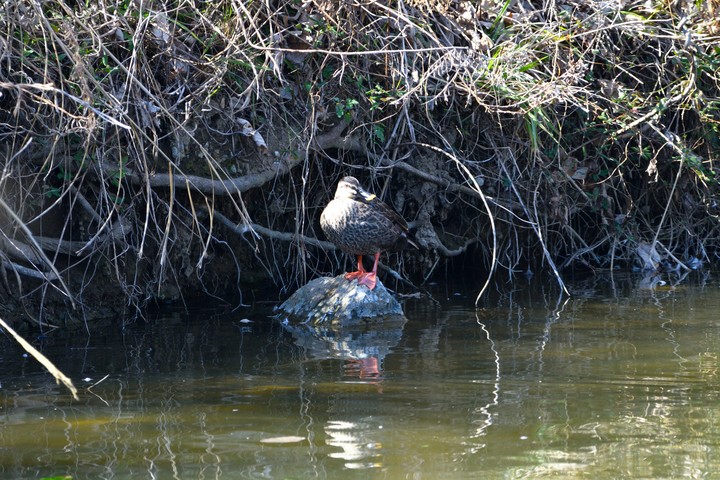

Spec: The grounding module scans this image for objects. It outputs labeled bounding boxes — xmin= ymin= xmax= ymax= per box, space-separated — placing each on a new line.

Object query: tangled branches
xmin=1 ymin=0 xmax=719 ymax=323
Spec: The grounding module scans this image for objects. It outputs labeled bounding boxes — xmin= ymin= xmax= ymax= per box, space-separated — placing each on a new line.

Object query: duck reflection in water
xmin=281 ymin=315 xmax=406 ymax=382
xmin=343 ymin=357 xmax=380 ymax=379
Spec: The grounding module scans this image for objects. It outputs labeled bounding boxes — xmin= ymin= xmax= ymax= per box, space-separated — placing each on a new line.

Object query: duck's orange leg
xmin=344 ymin=255 xmax=367 ymax=281
xmin=355 ymin=252 xmax=380 ymax=290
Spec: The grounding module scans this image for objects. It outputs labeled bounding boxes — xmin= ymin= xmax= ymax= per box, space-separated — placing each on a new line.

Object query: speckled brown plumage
xmin=320 ymin=176 xmax=417 ymax=289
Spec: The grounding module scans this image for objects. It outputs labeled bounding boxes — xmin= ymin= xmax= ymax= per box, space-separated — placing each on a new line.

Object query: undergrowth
xmin=0 ymin=0 xmax=719 ymax=324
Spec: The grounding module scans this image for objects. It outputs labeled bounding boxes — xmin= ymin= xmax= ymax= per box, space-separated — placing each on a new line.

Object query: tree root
xmin=96 ymin=121 xmax=353 ymax=195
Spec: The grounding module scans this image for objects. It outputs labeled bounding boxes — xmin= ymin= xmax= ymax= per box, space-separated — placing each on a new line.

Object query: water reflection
xmin=1 ymin=273 xmax=720 ymax=478
xmin=281 ymin=316 xmax=407 ymax=468
xmin=281 ymin=315 xmax=406 ymax=381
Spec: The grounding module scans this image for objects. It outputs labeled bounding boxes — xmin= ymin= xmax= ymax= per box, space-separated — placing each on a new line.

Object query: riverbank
xmin=1 ymin=0 xmax=718 ymax=325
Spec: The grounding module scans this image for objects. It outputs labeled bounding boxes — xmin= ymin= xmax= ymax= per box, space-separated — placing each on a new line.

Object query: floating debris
xmin=259 ymin=436 xmax=306 ymax=445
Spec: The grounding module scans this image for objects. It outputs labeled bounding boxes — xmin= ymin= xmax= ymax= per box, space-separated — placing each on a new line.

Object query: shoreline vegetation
xmin=0 ymin=0 xmax=718 ymax=326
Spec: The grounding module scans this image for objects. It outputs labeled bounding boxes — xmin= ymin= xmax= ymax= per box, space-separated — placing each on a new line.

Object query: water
xmin=2 ymin=273 xmax=720 ymax=479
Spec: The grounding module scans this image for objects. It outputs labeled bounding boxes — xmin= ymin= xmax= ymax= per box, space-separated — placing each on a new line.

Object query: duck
xmin=320 ymin=176 xmax=418 ymax=290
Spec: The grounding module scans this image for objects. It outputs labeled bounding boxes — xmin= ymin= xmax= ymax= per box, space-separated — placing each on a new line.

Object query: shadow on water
xmin=2 ymin=271 xmax=720 ymax=478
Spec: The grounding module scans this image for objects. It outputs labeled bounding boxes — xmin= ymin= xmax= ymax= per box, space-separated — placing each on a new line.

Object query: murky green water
xmin=2 ymin=273 xmax=720 ymax=479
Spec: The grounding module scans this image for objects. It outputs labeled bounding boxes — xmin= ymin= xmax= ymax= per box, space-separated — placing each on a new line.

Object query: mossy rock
xmin=276 ymin=275 xmax=404 ymax=326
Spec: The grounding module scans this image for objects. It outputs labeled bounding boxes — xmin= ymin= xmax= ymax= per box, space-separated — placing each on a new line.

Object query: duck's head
xmin=334 ymin=176 xmax=368 ymax=200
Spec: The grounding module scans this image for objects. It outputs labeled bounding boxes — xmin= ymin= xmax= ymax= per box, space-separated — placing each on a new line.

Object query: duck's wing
xmin=351 ymin=190 xmax=408 ymax=229
xmin=351 ymin=189 xmax=419 ymax=249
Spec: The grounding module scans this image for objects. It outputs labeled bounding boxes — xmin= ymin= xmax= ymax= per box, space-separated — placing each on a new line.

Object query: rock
xmin=275 ymin=275 xmax=404 ymax=325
